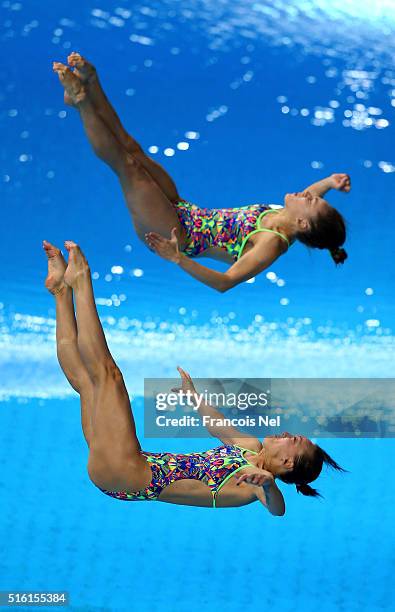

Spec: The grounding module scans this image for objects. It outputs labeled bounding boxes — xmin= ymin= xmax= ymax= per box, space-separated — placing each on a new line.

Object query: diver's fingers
xmin=147 ymin=234 xmax=165 ymax=246
xmin=145 ymin=240 xmax=158 ymax=252
xmin=170 ymin=227 xmax=179 ymax=244
xmin=177 ymin=366 xmax=193 ymax=382
xmin=177 ymin=366 xmax=190 ymax=380
xmin=146 ymin=231 xmax=167 ymax=241
xmin=235 ymin=474 xmax=248 ymax=485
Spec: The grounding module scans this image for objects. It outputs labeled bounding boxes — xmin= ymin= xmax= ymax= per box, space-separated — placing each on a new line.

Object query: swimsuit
xmin=97 ymin=445 xmax=258 ymax=508
xmin=173 ymin=200 xmax=291 ymax=260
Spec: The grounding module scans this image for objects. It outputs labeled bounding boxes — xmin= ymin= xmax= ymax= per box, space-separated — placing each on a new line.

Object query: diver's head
xmin=284 ymin=190 xmax=347 ymax=264
xmin=262 ymin=432 xmax=346 ymax=497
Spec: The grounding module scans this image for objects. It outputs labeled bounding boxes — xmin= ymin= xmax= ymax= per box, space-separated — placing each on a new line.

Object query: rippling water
xmin=1 ymin=304 xmax=394 ymax=400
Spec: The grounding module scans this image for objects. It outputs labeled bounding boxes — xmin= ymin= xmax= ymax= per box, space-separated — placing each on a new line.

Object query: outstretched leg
xmin=67 ymin=51 xmax=181 ymax=204
xmin=63 ymin=240 xmax=151 ymax=492
xmin=53 ymin=62 xmax=187 ymax=245
xmin=43 ymin=240 xmax=94 ymax=446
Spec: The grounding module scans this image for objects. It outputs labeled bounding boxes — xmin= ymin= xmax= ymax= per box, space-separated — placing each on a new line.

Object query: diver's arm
xmin=176 ymin=255 xmax=238 ymax=292
xmin=146 ymin=228 xmax=284 ymax=292
xmin=179 ymin=237 xmax=284 ymax=292
xmin=145 ymin=228 xmax=232 ymax=291
xmin=174 ymin=367 xmax=261 ymax=451
xmin=197 ymin=399 xmax=261 ymax=450
xmin=236 ymin=470 xmax=285 ymax=516
xmin=196 ymin=399 xmax=244 ymax=439
xmin=304 ymin=173 xmax=351 ymax=197
xmin=255 ymin=480 xmax=286 ymax=516
xmin=304 ymin=176 xmax=335 ymax=197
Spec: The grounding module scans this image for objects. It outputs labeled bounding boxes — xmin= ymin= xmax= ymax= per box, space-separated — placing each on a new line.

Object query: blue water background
xmin=0 ymin=1 xmax=394 ymax=610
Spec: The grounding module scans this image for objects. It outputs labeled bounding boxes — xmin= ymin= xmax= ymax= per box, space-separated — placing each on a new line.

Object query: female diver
xmin=44 ymin=239 xmax=345 ymax=514
xmin=52 ymin=53 xmax=351 ymax=293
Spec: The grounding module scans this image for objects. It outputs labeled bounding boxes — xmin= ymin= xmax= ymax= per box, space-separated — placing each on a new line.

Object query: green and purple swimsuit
xmin=97 ymin=444 xmax=257 ymax=508
xmin=173 ymin=200 xmax=290 ymax=260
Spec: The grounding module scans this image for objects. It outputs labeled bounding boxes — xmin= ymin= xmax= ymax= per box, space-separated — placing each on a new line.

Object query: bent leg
xmin=87 ymin=370 xmax=151 ymax=492
xmin=77 ymin=98 xmax=187 ymax=241
xmin=53 ymin=63 xmax=187 ymax=243
xmin=117 ymin=154 xmax=188 ymax=242
xmin=67 ymin=52 xmax=181 ymax=203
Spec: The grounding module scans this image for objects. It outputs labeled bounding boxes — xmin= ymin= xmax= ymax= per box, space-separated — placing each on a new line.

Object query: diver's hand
xmin=170 ymin=366 xmax=199 ymax=403
xmin=331 ymin=173 xmax=351 ymax=192
xmin=145 ymin=227 xmax=181 ymax=263
xmin=234 ymin=467 xmax=275 ymax=488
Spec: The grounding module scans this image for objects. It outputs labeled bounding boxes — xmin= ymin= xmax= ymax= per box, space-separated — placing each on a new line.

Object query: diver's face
xmin=284 ymin=190 xmax=329 ymax=220
xmin=263 ymin=432 xmax=315 ymax=474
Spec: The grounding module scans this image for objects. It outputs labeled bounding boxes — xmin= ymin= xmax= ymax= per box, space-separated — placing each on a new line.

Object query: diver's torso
xmin=156 ymin=474 xmax=258 ymax=507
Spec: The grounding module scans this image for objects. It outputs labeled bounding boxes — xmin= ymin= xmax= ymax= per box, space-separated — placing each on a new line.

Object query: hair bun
xmin=330 ymin=247 xmax=347 ymax=265
xmin=295 ymin=482 xmax=321 ymax=497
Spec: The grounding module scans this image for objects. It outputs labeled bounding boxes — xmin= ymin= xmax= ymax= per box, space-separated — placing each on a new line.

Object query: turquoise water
xmin=0 ymin=0 xmax=394 ymax=610
xmin=1 ymin=398 xmax=394 ymax=611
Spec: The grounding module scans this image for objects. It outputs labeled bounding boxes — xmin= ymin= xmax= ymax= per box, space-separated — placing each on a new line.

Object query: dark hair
xmin=279 ymin=445 xmax=347 ymax=498
xmin=298 ymin=204 xmax=348 ymax=265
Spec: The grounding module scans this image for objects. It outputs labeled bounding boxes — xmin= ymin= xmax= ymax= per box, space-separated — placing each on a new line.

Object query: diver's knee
xmin=124 ymin=136 xmax=143 ymax=155
xmin=121 ymin=153 xmax=148 ymax=180
xmin=91 ymin=359 xmax=123 ymax=386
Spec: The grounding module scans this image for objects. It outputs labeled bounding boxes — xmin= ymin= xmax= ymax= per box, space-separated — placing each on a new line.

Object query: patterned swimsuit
xmin=97 ymin=445 xmax=257 ymax=508
xmin=173 ymin=200 xmax=290 ymax=260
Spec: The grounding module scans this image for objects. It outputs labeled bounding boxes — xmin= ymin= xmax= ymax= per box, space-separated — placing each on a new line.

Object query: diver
xmin=53 ymin=53 xmax=351 ymax=293
xmin=43 ymin=238 xmax=345 ymax=513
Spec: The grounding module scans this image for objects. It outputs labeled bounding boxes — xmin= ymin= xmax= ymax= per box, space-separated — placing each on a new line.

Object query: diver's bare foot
xmin=64 ymin=241 xmax=90 ymax=289
xmin=67 ymin=52 xmax=97 ymax=84
xmin=43 ymin=240 xmax=67 ymax=295
xmin=64 ymin=53 xmax=97 ymax=106
xmin=53 ymin=62 xmax=86 ymax=105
